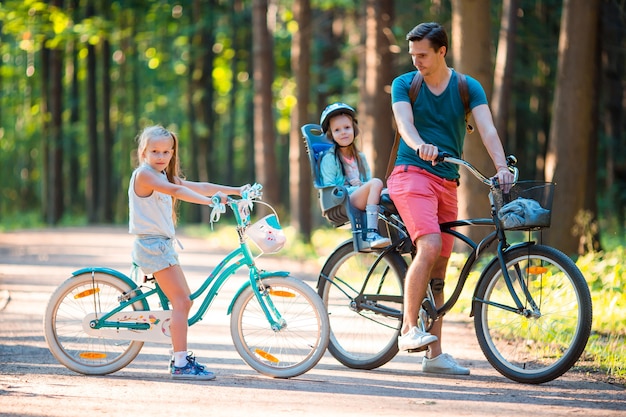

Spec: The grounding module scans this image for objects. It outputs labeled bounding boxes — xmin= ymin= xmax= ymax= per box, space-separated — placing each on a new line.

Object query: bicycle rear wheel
xmin=474 ymin=244 xmax=592 ymax=384
xmin=318 ymin=240 xmax=406 ymax=370
xmin=230 ymin=276 xmax=330 ymax=378
xmin=43 ymin=272 xmax=145 ymax=375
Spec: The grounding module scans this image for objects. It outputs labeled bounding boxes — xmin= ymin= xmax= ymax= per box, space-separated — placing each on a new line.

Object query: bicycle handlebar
xmin=436 ymin=152 xmax=519 ymax=187
xmin=209 ymin=183 xmax=263 ymax=225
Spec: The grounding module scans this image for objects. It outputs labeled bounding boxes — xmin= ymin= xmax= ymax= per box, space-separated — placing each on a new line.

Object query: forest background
xmin=0 ymin=0 xmax=624 ymax=255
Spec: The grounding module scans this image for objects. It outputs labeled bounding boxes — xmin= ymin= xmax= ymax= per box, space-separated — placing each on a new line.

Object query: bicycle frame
xmin=80 ymin=195 xmax=290 ymax=335
xmin=323 ymin=153 xmax=540 ymax=323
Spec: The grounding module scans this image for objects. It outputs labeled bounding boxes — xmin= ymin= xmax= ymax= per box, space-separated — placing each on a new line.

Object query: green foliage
xmin=575 ymin=248 xmax=626 ymax=381
xmin=577 ymin=248 xmax=626 ymax=337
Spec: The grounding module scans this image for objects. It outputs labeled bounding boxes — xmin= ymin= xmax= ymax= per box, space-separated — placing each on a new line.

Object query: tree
xmin=187 ymin=0 xmax=217 ymax=223
xmin=491 ymin=0 xmax=518 ymax=151
xmin=85 ymin=0 xmax=99 ymax=224
xmin=289 ymin=0 xmax=313 ymax=240
xmin=252 ymin=0 xmax=279 ymax=206
xmin=545 ymin=0 xmax=601 ymax=254
xmin=359 ymin=0 xmax=395 ymax=180
xmin=451 ymin=0 xmax=494 ymax=241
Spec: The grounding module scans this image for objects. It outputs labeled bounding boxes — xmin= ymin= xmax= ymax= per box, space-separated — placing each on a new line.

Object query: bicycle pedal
xmin=407 ymin=346 xmax=429 ymax=353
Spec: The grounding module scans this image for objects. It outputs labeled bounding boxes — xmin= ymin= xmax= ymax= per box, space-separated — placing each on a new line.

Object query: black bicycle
xmin=302 ymin=123 xmax=592 ymax=384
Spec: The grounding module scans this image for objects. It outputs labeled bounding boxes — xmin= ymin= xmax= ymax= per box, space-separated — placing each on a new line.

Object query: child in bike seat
xmin=129 ymin=125 xmax=249 ymax=380
xmin=319 ymin=102 xmax=391 ymax=249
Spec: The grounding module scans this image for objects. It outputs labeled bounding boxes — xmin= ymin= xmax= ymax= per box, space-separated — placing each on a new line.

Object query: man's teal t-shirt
xmin=391 ymin=69 xmax=487 ymax=180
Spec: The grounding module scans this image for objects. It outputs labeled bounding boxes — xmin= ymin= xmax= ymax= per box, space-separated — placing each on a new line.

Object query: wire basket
xmin=491 ymin=181 xmax=555 ymax=230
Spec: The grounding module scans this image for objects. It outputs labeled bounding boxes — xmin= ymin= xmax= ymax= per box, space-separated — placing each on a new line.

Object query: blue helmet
xmin=319 ymin=102 xmax=356 ymax=133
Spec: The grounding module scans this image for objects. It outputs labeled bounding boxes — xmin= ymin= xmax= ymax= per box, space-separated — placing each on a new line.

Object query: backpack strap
xmin=385 ymin=73 xmax=422 ymax=179
xmin=457 ymin=72 xmax=474 ymax=134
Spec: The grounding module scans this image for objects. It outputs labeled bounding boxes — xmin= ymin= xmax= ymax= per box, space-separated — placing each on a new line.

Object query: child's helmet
xmin=245 ymin=214 xmax=286 ymax=254
xmin=320 ymin=102 xmax=356 ymax=133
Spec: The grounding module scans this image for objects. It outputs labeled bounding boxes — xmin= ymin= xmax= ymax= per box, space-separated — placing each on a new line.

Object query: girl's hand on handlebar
xmin=212 ymin=191 xmax=228 ymax=204
xmin=239 ymin=184 xmax=252 ymax=196
xmin=417 ymin=144 xmax=440 ymax=165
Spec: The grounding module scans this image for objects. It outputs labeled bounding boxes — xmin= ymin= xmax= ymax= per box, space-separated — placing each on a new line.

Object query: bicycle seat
xmin=301 ymin=123 xmax=353 ymax=227
xmin=380 ymin=191 xmax=399 ymax=216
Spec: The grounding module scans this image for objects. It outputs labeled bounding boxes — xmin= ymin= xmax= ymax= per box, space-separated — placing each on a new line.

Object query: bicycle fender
xmin=226 ymin=271 xmax=290 ymax=315
xmin=72 ymin=267 xmax=136 ymax=287
xmin=469 ymin=241 xmax=535 ymax=317
xmin=71 ymin=267 xmax=150 ymax=310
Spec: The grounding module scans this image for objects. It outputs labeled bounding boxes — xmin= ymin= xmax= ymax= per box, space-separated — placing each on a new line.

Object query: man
xmin=387 ymin=22 xmax=514 ymax=375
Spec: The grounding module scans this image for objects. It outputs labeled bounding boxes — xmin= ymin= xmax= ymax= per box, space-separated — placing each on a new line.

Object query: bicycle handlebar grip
xmin=435 ymin=152 xmax=452 ymax=163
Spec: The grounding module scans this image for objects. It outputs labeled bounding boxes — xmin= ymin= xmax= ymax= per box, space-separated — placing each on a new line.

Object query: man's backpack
xmin=385 ymin=71 xmax=473 ymax=179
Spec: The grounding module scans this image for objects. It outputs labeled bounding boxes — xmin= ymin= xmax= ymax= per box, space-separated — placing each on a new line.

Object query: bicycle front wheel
xmin=318 ymin=241 xmax=406 ymax=370
xmin=474 ymin=245 xmax=592 ymax=384
xmin=43 ymin=272 xmax=145 ymax=375
xmin=230 ymin=276 xmax=330 ymax=378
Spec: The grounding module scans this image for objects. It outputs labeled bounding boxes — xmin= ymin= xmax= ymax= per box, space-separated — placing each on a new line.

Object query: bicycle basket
xmin=491 ymin=181 xmax=555 ymax=230
xmin=245 ymin=214 xmax=286 ymax=254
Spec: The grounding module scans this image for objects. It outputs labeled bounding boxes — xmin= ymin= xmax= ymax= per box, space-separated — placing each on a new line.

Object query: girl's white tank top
xmin=128 ymin=166 xmax=176 ymax=238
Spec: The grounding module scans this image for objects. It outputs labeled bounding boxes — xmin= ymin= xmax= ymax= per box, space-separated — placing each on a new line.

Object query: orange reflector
xmin=79 ymin=352 xmax=107 ymax=360
xmin=254 ymin=349 xmax=279 ymax=363
xmin=74 ymin=288 xmax=100 ymax=299
xmin=527 ymin=266 xmax=548 ymax=275
xmin=269 ymin=290 xmax=295 ymax=298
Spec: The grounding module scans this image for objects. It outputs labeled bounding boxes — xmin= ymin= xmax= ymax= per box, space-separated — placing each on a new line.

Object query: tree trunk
xmin=252 ymin=0 xmax=279 ymax=206
xmin=360 ymin=0 xmax=395 ymax=180
xmin=491 ymin=0 xmax=518 ymax=152
xmin=48 ymin=41 xmax=64 ymax=225
xmin=544 ymin=0 xmax=600 ymax=255
xmin=43 ymin=0 xmax=66 ymax=225
xmin=187 ymin=0 xmax=216 ymax=223
xmin=451 ymin=0 xmax=494 ymax=241
xmin=224 ymin=0 xmax=244 ymax=185
xmin=101 ymin=27 xmax=113 ymax=223
xmin=289 ymin=0 xmax=312 ymax=241
xmin=601 ymin=0 xmax=625 ymax=237
xmin=85 ymin=0 xmax=99 ymax=224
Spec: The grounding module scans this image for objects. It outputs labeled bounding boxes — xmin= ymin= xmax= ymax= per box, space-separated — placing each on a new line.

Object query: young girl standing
xmin=319 ymin=103 xmax=391 ymax=249
xmin=129 ymin=125 xmax=249 ymax=380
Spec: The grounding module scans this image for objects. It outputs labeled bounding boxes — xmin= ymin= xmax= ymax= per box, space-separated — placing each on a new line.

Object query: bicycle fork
xmin=480 ymin=242 xmax=542 ymax=318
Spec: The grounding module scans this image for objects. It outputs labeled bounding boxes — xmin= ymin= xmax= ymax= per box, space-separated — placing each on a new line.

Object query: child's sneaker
xmin=366 ymin=230 xmax=391 ymax=249
xmin=170 ymin=353 xmax=215 ymax=380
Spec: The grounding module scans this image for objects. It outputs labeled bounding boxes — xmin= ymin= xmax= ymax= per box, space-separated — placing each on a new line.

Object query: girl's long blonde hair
xmin=136 ymin=125 xmax=183 ymax=222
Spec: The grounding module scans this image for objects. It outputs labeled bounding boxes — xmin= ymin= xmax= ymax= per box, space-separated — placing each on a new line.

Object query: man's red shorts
xmin=387 ymin=165 xmax=458 ymax=258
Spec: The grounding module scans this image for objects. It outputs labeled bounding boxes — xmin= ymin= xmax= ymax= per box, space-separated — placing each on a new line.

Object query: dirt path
xmin=0 ymin=226 xmax=624 ymax=417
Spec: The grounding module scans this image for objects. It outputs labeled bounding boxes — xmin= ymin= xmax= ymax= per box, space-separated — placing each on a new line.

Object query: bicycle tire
xmin=318 ymin=240 xmax=406 ymax=370
xmin=474 ymin=244 xmax=592 ymax=384
xmin=230 ymin=276 xmax=330 ymax=378
xmin=43 ymin=272 xmax=145 ymax=375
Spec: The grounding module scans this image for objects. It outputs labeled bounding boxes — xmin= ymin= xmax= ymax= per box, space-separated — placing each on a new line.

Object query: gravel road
xmin=0 ymin=226 xmax=624 ymax=417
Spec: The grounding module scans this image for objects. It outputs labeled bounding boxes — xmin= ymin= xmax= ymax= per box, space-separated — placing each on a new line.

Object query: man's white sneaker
xmin=397 ymin=326 xmax=437 ymax=351
xmin=422 ymin=353 xmax=470 ymax=375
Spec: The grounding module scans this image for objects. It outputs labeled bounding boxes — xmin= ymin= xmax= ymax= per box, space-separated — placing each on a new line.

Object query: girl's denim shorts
xmin=132 ymin=235 xmax=179 ymax=275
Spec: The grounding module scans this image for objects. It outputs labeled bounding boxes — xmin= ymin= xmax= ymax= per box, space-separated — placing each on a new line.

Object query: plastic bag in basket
xmin=498 ymin=197 xmax=550 ymax=229
xmin=245 ymin=214 xmax=286 ymax=253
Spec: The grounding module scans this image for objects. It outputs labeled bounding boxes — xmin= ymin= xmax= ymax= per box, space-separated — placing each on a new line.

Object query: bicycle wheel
xmin=43 ymin=272 xmax=145 ymax=375
xmin=318 ymin=240 xmax=406 ymax=370
xmin=474 ymin=244 xmax=592 ymax=384
xmin=230 ymin=276 xmax=330 ymax=378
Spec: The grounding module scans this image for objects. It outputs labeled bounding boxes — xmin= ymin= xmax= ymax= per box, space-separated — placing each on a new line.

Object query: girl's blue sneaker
xmin=170 ymin=354 xmax=215 ymax=380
